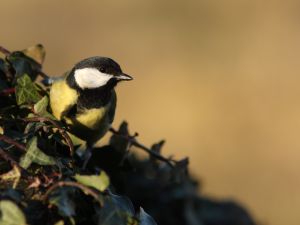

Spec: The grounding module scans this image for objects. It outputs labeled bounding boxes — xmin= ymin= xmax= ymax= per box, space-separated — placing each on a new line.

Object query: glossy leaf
xmin=138 ymin=208 xmax=157 ymax=225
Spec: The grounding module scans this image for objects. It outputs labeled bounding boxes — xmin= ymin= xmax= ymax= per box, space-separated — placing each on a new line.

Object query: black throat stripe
xmin=66 ymin=70 xmax=116 ymax=109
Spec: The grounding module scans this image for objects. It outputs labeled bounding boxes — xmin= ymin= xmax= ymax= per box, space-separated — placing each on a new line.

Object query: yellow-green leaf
xmin=20 ymin=137 xmax=56 ymax=169
xmin=15 ymin=74 xmax=41 ymax=105
xmin=33 ymin=96 xmax=56 ymax=119
xmin=22 ymin=44 xmax=46 ymax=65
xmin=0 ymin=166 xmax=21 ymax=189
xmin=0 ymin=200 xmax=26 ymax=225
xmin=74 ymin=172 xmax=109 ymax=192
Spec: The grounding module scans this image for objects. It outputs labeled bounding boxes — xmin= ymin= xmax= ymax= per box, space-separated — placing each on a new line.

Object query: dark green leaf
xmin=74 ymin=172 xmax=109 ymax=192
xmin=109 ymin=121 xmax=130 ymax=153
xmin=49 ymin=189 xmax=75 ymax=217
xmin=96 ymin=194 xmax=135 ymax=225
xmin=19 ymin=136 xmax=56 ymax=169
xmin=0 ymin=200 xmax=26 ymax=225
xmin=7 ymin=51 xmax=41 ymax=80
xmin=15 ymin=74 xmax=41 ymax=105
xmin=138 ymin=208 xmax=157 ymax=225
xmin=150 ymin=140 xmax=165 ymax=154
xmin=172 ymin=157 xmax=189 ymax=183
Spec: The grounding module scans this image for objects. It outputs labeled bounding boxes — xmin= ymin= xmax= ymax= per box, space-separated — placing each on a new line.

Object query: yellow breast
xmin=71 ymin=107 xmax=109 ymax=130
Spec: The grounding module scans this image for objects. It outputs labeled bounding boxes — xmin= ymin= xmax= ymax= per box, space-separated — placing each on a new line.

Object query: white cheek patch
xmin=74 ymin=68 xmax=113 ymax=89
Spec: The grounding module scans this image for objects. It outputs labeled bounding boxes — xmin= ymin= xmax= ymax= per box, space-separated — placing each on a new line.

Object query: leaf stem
xmin=0 ymin=46 xmax=11 ymax=56
xmin=0 ymin=134 xmax=26 ymax=152
xmin=0 ymin=147 xmax=29 ymax=177
xmin=109 ymin=128 xmax=175 ymax=168
xmin=22 ymin=117 xmax=74 ymax=156
xmin=43 ymin=181 xmax=102 ymax=205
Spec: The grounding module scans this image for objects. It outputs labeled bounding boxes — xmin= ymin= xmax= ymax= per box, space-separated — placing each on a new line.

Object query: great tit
xmin=49 ymin=56 xmax=133 ymax=147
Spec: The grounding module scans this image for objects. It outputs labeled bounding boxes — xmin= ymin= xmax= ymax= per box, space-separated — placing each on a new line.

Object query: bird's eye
xmin=99 ymin=67 xmax=105 ymax=73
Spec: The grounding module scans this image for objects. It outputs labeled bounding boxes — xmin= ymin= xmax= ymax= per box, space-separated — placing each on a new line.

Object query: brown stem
xmin=0 ymin=88 xmax=15 ymax=96
xmin=0 ymin=134 xmax=26 ymax=152
xmin=23 ymin=117 xmax=74 ymax=155
xmin=0 ymin=147 xmax=29 ymax=177
xmin=0 ymin=46 xmax=11 ymax=56
xmin=37 ymin=70 xmax=48 ymax=79
xmin=109 ymin=128 xmax=175 ymax=168
xmin=43 ymin=181 xmax=102 ymax=205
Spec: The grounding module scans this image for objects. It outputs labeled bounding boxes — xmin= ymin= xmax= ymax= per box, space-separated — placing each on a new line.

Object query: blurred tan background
xmin=2 ymin=0 xmax=300 ymax=224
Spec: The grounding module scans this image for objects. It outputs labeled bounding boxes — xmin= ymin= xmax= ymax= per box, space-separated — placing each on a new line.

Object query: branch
xmin=0 ymin=134 xmax=26 ymax=152
xmin=109 ymin=128 xmax=175 ymax=168
xmin=0 ymin=147 xmax=29 ymax=177
xmin=0 ymin=88 xmax=15 ymax=96
xmin=43 ymin=181 xmax=102 ymax=205
xmin=0 ymin=46 xmax=11 ymax=56
xmin=22 ymin=117 xmax=74 ymax=156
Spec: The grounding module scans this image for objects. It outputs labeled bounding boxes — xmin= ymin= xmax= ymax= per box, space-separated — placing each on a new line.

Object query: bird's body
xmin=49 ymin=56 xmax=132 ymax=146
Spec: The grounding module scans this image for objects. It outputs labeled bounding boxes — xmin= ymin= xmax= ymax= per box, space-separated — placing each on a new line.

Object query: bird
xmin=49 ymin=56 xmax=133 ymax=147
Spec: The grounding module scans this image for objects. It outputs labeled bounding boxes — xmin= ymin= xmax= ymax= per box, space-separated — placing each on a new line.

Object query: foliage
xmin=0 ymin=45 xmax=257 ymax=225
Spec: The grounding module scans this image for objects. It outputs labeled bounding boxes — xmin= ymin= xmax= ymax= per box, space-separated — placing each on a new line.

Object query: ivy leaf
xmin=49 ymin=189 xmax=75 ymax=218
xmin=7 ymin=51 xmax=41 ymax=80
xmin=15 ymin=74 xmax=41 ymax=105
xmin=0 ymin=200 xmax=26 ymax=225
xmin=54 ymin=221 xmax=65 ymax=225
xmin=22 ymin=44 xmax=46 ymax=65
xmin=0 ymin=166 xmax=21 ymax=189
xmin=150 ymin=140 xmax=165 ymax=162
xmin=172 ymin=157 xmax=189 ymax=183
xmin=0 ymin=189 xmax=22 ymax=204
xmin=33 ymin=96 xmax=56 ymax=119
xmin=33 ymin=96 xmax=48 ymax=114
xmin=138 ymin=208 xmax=157 ymax=225
xmin=74 ymin=172 xmax=109 ymax=192
xmin=19 ymin=136 xmax=56 ymax=169
xmin=96 ymin=194 xmax=135 ymax=225
xmin=109 ymin=121 xmax=130 ymax=153
xmin=150 ymin=140 xmax=165 ymax=154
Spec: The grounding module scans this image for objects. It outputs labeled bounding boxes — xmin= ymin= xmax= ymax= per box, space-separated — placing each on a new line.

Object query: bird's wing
xmin=108 ymin=90 xmax=117 ymax=124
xmin=50 ymin=79 xmax=78 ymax=120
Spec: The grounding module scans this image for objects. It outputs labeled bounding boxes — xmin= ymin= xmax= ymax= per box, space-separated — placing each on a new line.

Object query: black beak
xmin=116 ymin=73 xmax=133 ymax=81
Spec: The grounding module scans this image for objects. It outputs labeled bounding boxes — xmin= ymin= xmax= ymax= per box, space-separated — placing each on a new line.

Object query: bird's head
xmin=67 ymin=56 xmax=133 ymax=90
